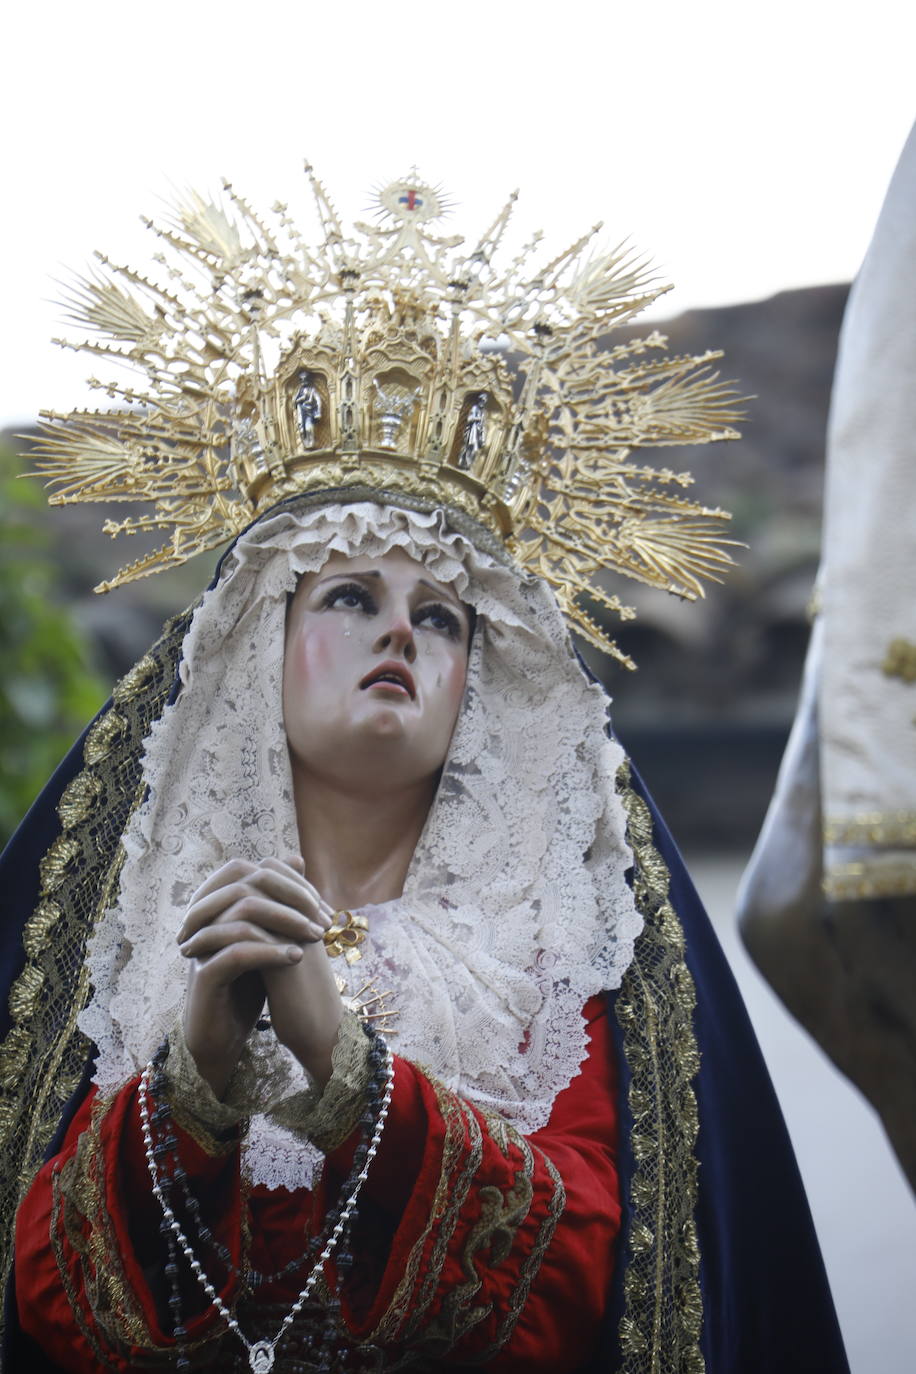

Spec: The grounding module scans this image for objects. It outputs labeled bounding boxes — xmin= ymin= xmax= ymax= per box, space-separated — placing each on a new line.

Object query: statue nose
xmin=374 ymin=617 xmax=416 ymax=662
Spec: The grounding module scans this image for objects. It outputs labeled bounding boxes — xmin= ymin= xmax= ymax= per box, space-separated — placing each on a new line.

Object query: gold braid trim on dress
xmin=53 ymin=1089 xmax=243 ymax=1369
xmin=365 ymin=1086 xmax=562 ymax=1371
xmin=55 ymin=1091 xmax=158 ymax=1355
xmin=367 ymin=1075 xmax=479 ymax=1348
xmin=0 ymin=608 xmax=196 ymax=1357
xmin=614 ymin=759 xmax=705 ymax=1374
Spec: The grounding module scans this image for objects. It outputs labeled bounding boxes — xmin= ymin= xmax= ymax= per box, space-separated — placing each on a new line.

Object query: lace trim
xmin=0 ymin=611 xmax=193 ymax=1353
xmin=163 ymin=1020 xmax=246 ymax=1148
xmin=79 ymin=502 xmax=644 ymax=1190
xmin=614 ymin=761 xmax=704 ymax=1374
xmin=165 ymin=1012 xmax=371 ymax=1159
xmin=270 ymin=1011 xmax=371 ymax=1154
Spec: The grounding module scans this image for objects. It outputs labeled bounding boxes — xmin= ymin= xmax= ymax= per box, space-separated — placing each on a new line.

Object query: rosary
xmin=139 ymin=1021 xmax=393 ymax=1372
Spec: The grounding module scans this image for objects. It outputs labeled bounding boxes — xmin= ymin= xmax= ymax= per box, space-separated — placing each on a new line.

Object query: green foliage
xmin=0 ymin=443 xmax=105 ymax=848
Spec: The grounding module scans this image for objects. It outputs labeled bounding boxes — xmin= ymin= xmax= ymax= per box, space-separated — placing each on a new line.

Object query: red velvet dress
xmin=15 ymin=996 xmax=618 ymax=1372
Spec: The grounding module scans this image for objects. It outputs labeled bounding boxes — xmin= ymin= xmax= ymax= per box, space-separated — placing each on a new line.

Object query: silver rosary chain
xmin=138 ymin=1041 xmax=394 ymax=1373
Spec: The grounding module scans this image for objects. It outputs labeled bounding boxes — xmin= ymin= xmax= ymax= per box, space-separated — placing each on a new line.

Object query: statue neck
xmin=289 ymin=763 xmax=436 ymax=911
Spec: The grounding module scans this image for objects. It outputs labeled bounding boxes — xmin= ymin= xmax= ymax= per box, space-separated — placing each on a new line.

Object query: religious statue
xmin=1 ymin=167 xmax=849 ymax=1373
xmin=457 ymin=391 xmax=488 ymax=469
xmin=293 ymin=370 xmax=322 ymax=449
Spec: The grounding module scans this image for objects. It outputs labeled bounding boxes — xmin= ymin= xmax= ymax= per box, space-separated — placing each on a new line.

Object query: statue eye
xmin=323 ymin=582 xmax=376 ymax=613
xmin=415 ymin=602 xmax=462 ymax=638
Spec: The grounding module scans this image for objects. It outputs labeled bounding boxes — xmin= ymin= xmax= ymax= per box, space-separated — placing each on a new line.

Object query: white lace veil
xmin=79 ymin=500 xmax=643 ymax=1189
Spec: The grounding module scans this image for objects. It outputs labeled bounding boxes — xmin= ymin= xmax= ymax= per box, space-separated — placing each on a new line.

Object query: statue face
xmin=283 ymin=548 xmax=471 ymax=792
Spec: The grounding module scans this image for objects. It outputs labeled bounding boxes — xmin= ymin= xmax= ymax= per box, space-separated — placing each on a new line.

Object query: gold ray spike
xmin=334 ymin=976 xmax=399 ymax=1035
xmin=30 ymin=164 xmax=746 ymax=659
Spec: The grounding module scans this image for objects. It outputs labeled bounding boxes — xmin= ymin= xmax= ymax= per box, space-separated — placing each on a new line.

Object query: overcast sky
xmin=2 ymin=1 xmax=913 ymax=426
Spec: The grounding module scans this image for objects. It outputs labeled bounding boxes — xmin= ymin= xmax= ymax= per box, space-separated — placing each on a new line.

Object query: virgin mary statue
xmin=0 ymin=169 xmax=848 ymax=1373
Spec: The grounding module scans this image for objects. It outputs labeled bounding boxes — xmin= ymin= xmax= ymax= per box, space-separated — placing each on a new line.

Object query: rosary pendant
xmin=249 ymin=1340 xmax=276 ymax=1372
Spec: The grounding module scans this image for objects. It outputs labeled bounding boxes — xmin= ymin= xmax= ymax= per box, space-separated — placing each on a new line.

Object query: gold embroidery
xmin=50 ymin=1163 xmax=121 ymax=1371
xmin=0 ymin=1029 xmax=32 ymax=1093
xmin=614 ymin=760 xmax=705 ymax=1374
xmin=54 ymin=1093 xmax=235 ymax=1367
xmin=882 ymin=636 xmax=916 ymax=684
xmin=38 ymin=835 xmax=81 ymax=894
xmin=22 ymin=899 xmax=63 ymax=958
xmin=52 ymin=1100 xmax=151 ymax=1358
xmin=112 ymin=653 xmax=159 ymax=705
xmin=823 ymin=860 xmax=916 ymax=900
xmin=460 ymin=1146 xmax=535 ymax=1288
xmin=485 ymin=1148 xmax=565 ymax=1358
xmin=0 ymin=607 xmax=196 ymax=1354
xmin=57 ymin=772 xmax=104 ymax=829
xmin=824 ymin=810 xmax=916 ymax=848
xmin=82 ymin=710 xmax=127 ymax=766
xmin=370 ymin=1075 xmax=478 ymax=1344
xmin=7 ymin=965 xmax=45 ymax=1023
xmin=405 ymin=1091 xmax=485 ymax=1341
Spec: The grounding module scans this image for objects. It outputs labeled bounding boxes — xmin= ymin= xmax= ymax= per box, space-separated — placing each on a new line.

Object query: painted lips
xmin=358 ymin=661 xmax=416 ymax=699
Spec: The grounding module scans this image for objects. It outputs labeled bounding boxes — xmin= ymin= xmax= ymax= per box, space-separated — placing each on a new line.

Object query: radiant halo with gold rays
xmin=30 ymin=162 xmax=745 ymax=667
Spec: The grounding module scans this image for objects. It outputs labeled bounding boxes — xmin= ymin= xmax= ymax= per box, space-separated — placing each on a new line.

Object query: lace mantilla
xmin=79 ymin=502 xmax=643 ymax=1189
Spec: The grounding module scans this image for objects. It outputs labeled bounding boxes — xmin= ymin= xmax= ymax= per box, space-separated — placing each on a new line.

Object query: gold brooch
xmin=322 ymin=909 xmax=369 ymax=964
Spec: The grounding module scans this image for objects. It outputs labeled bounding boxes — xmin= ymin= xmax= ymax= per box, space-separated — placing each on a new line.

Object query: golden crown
xmin=32 ymin=165 xmax=743 ymax=665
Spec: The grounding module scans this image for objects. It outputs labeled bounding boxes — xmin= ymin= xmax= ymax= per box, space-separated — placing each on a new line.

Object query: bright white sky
xmin=2 ymin=1 xmax=913 ymax=427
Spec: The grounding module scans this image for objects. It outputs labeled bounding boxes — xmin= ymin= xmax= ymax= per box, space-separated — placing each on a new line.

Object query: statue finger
xmin=177 ymin=880 xmax=255 ymax=943
xmin=187 ymin=859 xmax=258 ymax=907
xmin=207 ymin=893 xmax=328 ymax=943
xmin=249 ymin=862 xmax=333 ymax=926
xmin=188 ymin=939 xmax=303 ymax=984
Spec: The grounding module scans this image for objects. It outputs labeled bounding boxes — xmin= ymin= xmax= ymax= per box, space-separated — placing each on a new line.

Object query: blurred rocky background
xmin=2 ymin=281 xmax=848 ymax=850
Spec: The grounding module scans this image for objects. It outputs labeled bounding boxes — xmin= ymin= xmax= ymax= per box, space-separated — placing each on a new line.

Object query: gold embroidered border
xmin=404 ymin=1092 xmax=484 ymax=1340
xmin=56 ymin=1091 xmax=156 ymax=1352
xmin=424 ymin=1121 xmax=537 ymax=1351
xmin=823 ymin=860 xmax=916 ymax=900
xmin=824 ymin=811 xmax=916 ymax=848
xmin=369 ymin=1075 xmax=479 ymax=1345
xmin=614 ymin=760 xmax=705 ymax=1374
xmin=50 ymin=1162 xmax=121 ymax=1371
xmin=368 ymin=1099 xmax=563 ymax=1372
xmin=0 ymin=607 xmax=196 ymax=1362
xmin=473 ymin=1143 xmax=565 ymax=1364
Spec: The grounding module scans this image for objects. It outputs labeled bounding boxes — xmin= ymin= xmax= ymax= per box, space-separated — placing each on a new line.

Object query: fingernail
xmin=286 ymin=945 xmax=302 ymax=962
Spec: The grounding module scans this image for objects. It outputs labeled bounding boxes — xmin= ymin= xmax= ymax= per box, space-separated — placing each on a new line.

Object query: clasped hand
xmin=178 ymin=856 xmax=343 ymax=1098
